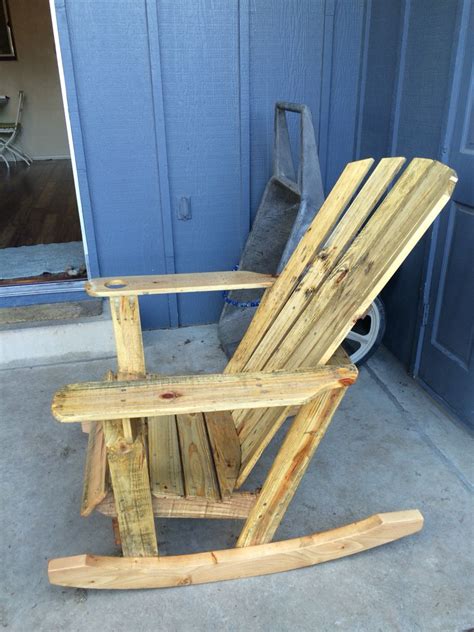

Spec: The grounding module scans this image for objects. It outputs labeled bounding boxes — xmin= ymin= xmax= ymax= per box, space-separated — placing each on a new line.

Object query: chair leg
xmin=105 ymin=296 xmax=158 ymax=557
xmin=237 ymin=387 xmax=346 ymax=547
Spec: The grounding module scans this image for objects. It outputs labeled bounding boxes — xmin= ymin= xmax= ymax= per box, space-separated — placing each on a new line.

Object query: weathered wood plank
xmin=236 ymin=347 xmax=352 ymax=486
xmin=48 ymin=510 xmax=424 ymax=589
xmin=86 ymin=271 xmax=276 ymax=297
xmin=109 ymin=296 xmax=145 ymax=376
xmin=52 ymin=365 xmax=358 ymax=423
xmin=148 ymin=415 xmax=184 ymax=498
xmin=226 ymin=158 xmax=374 ymax=374
xmin=204 ymin=411 xmax=241 ymax=498
xmin=237 ymin=388 xmax=346 ymax=547
xmin=96 ymin=491 xmax=258 ymax=520
xmin=233 ymin=159 xmax=456 ymax=484
xmin=80 ymin=421 xmax=108 ymax=517
xmin=106 ymin=296 xmax=158 ymax=557
xmin=176 ymin=413 xmax=220 ymax=500
xmin=102 ymin=420 xmax=158 ymax=557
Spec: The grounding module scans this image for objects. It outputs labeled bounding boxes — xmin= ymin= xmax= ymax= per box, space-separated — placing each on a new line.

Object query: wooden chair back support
xmin=225 ymin=158 xmax=457 ymax=485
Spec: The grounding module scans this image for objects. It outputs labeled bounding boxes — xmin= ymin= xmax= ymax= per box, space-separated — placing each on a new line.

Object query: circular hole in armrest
xmin=104 ymin=279 xmax=128 ymax=289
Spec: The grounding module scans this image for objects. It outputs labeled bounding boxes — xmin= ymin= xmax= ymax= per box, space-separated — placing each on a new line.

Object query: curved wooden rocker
xmin=49 ymin=156 xmax=456 ymax=589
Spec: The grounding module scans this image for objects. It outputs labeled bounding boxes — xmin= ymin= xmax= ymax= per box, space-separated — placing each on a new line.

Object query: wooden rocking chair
xmin=49 ymin=157 xmax=456 ymax=589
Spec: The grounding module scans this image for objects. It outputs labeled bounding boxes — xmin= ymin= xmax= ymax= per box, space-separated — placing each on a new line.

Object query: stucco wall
xmin=0 ymin=0 xmax=69 ymax=158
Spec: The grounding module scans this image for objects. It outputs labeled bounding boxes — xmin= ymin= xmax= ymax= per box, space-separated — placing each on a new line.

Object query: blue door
xmin=416 ymin=1 xmax=474 ymax=427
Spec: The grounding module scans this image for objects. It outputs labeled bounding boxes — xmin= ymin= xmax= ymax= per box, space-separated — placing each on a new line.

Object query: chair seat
xmin=148 ymin=410 xmax=240 ymax=501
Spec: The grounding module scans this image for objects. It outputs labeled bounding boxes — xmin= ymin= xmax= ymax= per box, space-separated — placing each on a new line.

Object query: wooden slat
xmin=148 ymin=415 xmax=184 ymax=498
xmin=235 ymin=157 xmax=406 ymax=377
xmin=237 ymin=388 xmax=346 ymax=546
xmin=176 ymin=413 xmax=220 ymax=500
xmin=80 ymin=421 xmax=108 ymax=517
xmin=48 ymin=510 xmax=424 ymax=589
xmin=233 ymin=160 xmax=456 ymax=484
xmin=110 ymin=296 xmax=145 ymax=376
xmin=105 ymin=296 xmax=158 ymax=557
xmin=96 ymin=491 xmax=258 ymax=520
xmin=86 ymin=271 xmax=276 ymax=297
xmin=204 ymin=411 xmax=240 ymax=498
xmin=236 ymin=346 xmax=351 ymax=487
xmin=52 ymin=365 xmax=358 ymax=423
xmin=102 ymin=419 xmax=158 ymax=557
xmin=226 ymin=158 xmax=374 ymax=374
xmin=276 ymin=160 xmax=457 ymax=370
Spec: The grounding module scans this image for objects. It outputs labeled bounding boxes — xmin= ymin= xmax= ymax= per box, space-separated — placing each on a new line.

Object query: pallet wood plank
xmin=237 ymin=388 xmax=346 ymax=546
xmin=176 ymin=413 xmax=220 ymax=500
xmin=148 ymin=415 xmax=184 ymax=498
xmin=52 ymin=365 xmax=358 ymax=423
xmin=234 ymin=160 xmax=456 ymax=483
xmin=86 ymin=271 xmax=276 ymax=297
xmin=106 ymin=296 xmax=158 ymax=557
xmin=97 ymin=491 xmax=257 ymax=520
xmin=204 ymin=411 xmax=240 ymax=498
xmin=48 ymin=510 xmax=424 ymax=589
xmin=80 ymin=421 xmax=108 ymax=517
xmin=226 ymin=158 xmax=374 ymax=374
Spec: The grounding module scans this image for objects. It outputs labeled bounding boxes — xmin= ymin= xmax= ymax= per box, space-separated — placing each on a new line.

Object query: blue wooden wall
xmin=55 ymin=0 xmax=369 ymax=329
xmin=362 ymin=0 xmax=459 ymax=368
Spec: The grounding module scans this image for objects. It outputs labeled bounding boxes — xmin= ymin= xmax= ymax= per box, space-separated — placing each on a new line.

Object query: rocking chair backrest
xmin=226 ymin=157 xmax=457 ymax=485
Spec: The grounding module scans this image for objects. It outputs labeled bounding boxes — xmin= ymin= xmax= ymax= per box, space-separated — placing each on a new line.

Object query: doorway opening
xmin=0 ymin=0 xmax=86 ymax=289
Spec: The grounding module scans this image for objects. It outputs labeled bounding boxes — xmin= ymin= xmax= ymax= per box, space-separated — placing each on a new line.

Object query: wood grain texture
xmin=237 ymin=388 xmax=346 ymax=546
xmin=96 ymin=491 xmax=258 ymax=520
xmin=51 ymin=365 xmax=358 ymax=423
xmin=106 ymin=298 xmax=157 ymax=557
xmin=231 ymin=159 xmax=456 ymax=484
xmin=0 ymin=161 xmax=81 ymax=248
xmin=204 ymin=411 xmax=241 ymax=498
xmin=148 ymin=415 xmax=184 ymax=498
xmin=226 ymin=158 xmax=374 ymax=375
xmin=80 ymin=421 xmax=108 ymax=517
xmin=86 ymin=271 xmax=276 ymax=297
xmin=109 ymin=297 xmax=145 ymax=376
xmin=48 ymin=510 xmax=424 ymax=589
xmin=176 ymin=413 xmax=220 ymax=500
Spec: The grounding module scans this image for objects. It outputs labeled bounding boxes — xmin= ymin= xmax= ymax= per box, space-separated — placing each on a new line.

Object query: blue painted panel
xmin=381 ymin=0 xmax=458 ymax=368
xmin=321 ymin=0 xmax=367 ymax=190
xmin=248 ymin=0 xmax=325 ymax=215
xmin=156 ymin=0 xmax=243 ymax=326
xmin=63 ymin=0 xmax=170 ymax=328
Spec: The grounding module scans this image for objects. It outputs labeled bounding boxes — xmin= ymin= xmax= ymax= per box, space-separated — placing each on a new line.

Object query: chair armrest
xmin=86 ymin=271 xmax=276 ymax=297
xmin=51 ymin=364 xmax=358 ymax=423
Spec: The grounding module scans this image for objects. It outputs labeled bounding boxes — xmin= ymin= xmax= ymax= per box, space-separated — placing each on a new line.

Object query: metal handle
xmin=273 ymin=101 xmax=323 ymax=205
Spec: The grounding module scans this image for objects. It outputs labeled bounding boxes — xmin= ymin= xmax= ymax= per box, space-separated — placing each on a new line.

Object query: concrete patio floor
xmin=1 ymin=324 xmax=473 ymax=631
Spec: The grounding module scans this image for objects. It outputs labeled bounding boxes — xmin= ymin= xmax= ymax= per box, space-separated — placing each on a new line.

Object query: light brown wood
xmin=80 ymin=421 xmax=108 ymax=517
xmin=51 ymin=365 xmax=357 ymax=423
xmin=232 ymin=159 xmax=456 ymax=484
xmin=96 ymin=491 xmax=258 ymax=520
xmin=236 ymin=348 xmax=351 ymax=486
xmin=86 ymin=271 xmax=276 ymax=297
xmin=204 ymin=411 xmax=240 ymax=498
xmin=237 ymin=388 xmax=346 ymax=546
xmin=226 ymin=158 xmax=374 ymax=374
xmin=106 ymin=297 xmax=158 ymax=557
xmin=176 ymin=413 xmax=220 ymax=500
xmin=48 ymin=510 xmax=424 ymax=589
xmin=148 ymin=415 xmax=184 ymax=498
xmin=102 ymin=419 xmax=158 ymax=557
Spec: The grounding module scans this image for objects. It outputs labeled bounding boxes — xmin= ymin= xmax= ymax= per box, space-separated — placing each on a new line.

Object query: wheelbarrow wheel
xmin=342 ymin=296 xmax=386 ymax=366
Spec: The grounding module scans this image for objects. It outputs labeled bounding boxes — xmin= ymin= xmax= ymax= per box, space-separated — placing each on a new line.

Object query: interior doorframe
xmin=0 ymin=1 xmax=99 ymax=303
